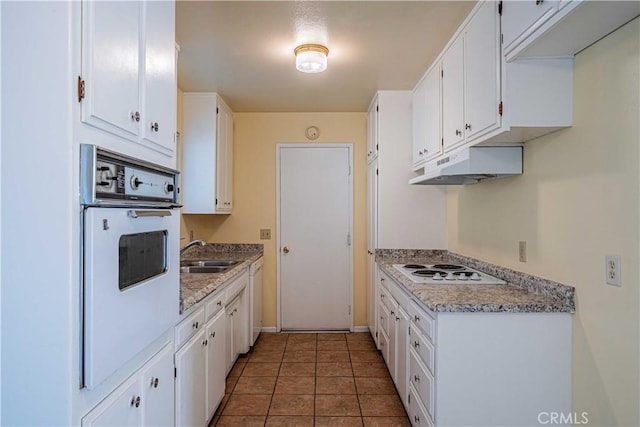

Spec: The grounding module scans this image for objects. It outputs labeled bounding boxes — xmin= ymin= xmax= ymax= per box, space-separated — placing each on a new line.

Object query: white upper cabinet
xmin=81 ymin=1 xmax=141 ymax=141
xmin=413 ymin=64 xmax=443 ymax=168
xmin=503 ymin=0 xmax=639 ymax=61
xmin=441 ymin=36 xmax=465 ymax=152
xmin=502 ymin=0 xmax=559 ymax=56
xmin=182 ymin=93 xmax=234 ymax=214
xmin=441 ymin=1 xmax=501 ymax=153
xmin=81 ymin=0 xmax=176 ymax=157
xmin=463 ymin=0 xmax=501 ymax=141
xmin=141 ymin=1 xmax=177 ymax=154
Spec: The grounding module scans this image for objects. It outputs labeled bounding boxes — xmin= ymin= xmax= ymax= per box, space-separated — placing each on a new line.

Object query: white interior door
xmin=278 ymin=145 xmax=352 ymax=330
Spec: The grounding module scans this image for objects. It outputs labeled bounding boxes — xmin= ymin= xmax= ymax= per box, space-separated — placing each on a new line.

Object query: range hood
xmin=410 ymin=146 xmax=523 ymax=185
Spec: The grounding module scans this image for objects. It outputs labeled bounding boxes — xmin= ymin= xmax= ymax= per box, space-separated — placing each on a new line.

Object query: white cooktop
xmin=393 ymin=263 xmax=506 ymax=285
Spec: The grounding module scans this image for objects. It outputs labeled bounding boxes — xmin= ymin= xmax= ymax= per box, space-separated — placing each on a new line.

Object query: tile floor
xmin=210 ymin=332 xmax=411 ymax=427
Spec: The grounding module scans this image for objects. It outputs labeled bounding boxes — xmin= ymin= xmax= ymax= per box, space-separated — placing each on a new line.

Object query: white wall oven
xmin=80 ymin=145 xmax=180 ymax=389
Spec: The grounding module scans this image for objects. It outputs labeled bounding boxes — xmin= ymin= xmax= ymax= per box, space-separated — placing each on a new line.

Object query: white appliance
xmin=409 ymin=146 xmax=523 ymax=185
xmin=393 ymin=263 xmax=506 ymax=285
xmin=80 ymin=145 xmax=181 ymax=389
xmin=249 ymin=257 xmax=263 ymax=346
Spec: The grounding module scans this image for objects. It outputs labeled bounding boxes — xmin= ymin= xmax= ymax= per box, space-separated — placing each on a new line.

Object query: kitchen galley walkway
xmin=210 ymin=332 xmax=410 ymax=426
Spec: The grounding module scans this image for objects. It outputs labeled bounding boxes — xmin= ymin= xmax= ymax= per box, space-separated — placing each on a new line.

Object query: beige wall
xmin=448 ymin=19 xmax=639 ymax=426
xmin=181 ymin=112 xmax=368 ymax=329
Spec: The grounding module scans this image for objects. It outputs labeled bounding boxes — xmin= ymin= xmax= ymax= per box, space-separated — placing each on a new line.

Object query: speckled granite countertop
xmin=180 ymin=243 xmax=263 ymax=313
xmin=377 ymin=249 xmax=575 ymax=313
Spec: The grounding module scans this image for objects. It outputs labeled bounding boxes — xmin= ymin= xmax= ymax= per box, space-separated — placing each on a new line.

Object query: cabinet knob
xmin=193 ymin=321 xmax=199 ymax=329
xmin=414 ymin=315 xmax=420 ymax=322
xmin=390 ymin=310 xmax=395 ymax=316
xmin=418 ymin=150 xmax=423 ymax=156
xmin=217 ymin=300 xmax=222 ymax=307
xmin=413 ymin=341 xmax=420 ymax=348
xmin=151 ymin=377 xmax=159 ymax=388
xmin=130 ymin=396 xmax=141 ymax=408
xmin=130 ymin=111 xmax=140 ymax=122
xmin=395 ymin=316 xmax=400 ymax=321
xmin=536 ymin=0 xmax=544 ymax=4
xmin=455 ymin=129 xmax=461 ymax=136
xmin=414 ymin=374 xmax=420 ymax=383
xmin=414 ymin=415 xmax=420 ymax=423
xmin=150 ymin=121 xmax=159 ymax=132
xmin=211 ymin=331 xmax=216 ymax=338
xmin=465 ymin=123 xmax=471 ymax=131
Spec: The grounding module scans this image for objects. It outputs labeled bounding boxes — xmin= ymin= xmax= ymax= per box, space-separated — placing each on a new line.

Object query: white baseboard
xmin=261 ymin=326 xmax=370 ymax=333
xmin=352 ymin=326 xmax=370 ymax=333
xmin=261 ymin=327 xmax=278 ymax=333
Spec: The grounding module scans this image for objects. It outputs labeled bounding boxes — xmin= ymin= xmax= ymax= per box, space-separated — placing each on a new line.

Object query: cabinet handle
xmin=150 ymin=121 xmax=159 ymax=132
xmin=131 ymin=396 xmax=141 ymax=408
xmin=414 ymin=315 xmax=420 ymax=322
xmin=413 ymin=341 xmax=420 ymax=348
xmin=396 ymin=316 xmax=400 ymax=321
xmin=455 ymin=129 xmax=461 ymax=136
xmin=211 ymin=331 xmax=216 ymax=338
xmin=465 ymin=123 xmax=471 ymax=131
xmin=193 ymin=321 xmax=199 ymax=329
xmin=130 ymin=111 xmax=140 ymax=122
xmin=414 ymin=374 xmax=420 ymax=383
xmin=150 ymin=377 xmax=159 ymax=388
xmin=217 ymin=301 xmax=222 ymax=306
xmin=536 ymin=0 xmax=543 ymax=4
xmin=414 ymin=415 xmax=420 ymax=423
xmin=418 ymin=150 xmax=423 ymax=156
xmin=390 ymin=310 xmax=395 ymax=316
xmin=234 ymin=308 xmax=238 ymax=314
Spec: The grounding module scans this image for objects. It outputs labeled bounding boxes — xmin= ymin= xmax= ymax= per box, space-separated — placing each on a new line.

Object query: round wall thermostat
xmin=305 ymin=126 xmax=320 ymax=140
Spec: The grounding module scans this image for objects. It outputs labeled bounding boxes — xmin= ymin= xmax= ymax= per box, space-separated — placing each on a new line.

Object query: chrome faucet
xmin=180 ymin=239 xmax=206 ymax=255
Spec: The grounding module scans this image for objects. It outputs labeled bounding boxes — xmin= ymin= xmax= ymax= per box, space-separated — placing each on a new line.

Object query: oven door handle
xmin=127 ymin=210 xmax=172 ymax=218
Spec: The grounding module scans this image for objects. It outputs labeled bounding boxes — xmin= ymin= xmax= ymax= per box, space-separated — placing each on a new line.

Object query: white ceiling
xmin=176 ymin=1 xmax=476 ymax=112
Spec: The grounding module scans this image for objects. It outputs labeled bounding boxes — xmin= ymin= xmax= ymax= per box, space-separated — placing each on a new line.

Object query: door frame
xmin=275 ymin=143 xmax=354 ymax=332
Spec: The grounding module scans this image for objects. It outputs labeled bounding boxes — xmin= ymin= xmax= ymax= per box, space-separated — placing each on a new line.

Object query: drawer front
xmin=379 ymin=285 xmax=393 ymax=312
xmin=408 ymin=383 xmax=433 ymax=427
xmin=205 ymin=290 xmax=225 ymax=321
xmin=409 ymin=300 xmax=435 ymax=342
xmin=408 ymin=325 xmax=434 ymax=375
xmin=225 ymin=271 xmax=248 ymax=303
xmin=175 ymin=307 xmax=205 ymax=349
xmin=409 ymin=349 xmax=434 ymax=421
xmin=379 ymin=302 xmax=390 ymax=337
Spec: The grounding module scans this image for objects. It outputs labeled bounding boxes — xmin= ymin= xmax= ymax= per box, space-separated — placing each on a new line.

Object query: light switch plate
xmin=260 ymin=228 xmax=271 ymax=240
xmin=519 ymin=241 xmax=527 ymax=262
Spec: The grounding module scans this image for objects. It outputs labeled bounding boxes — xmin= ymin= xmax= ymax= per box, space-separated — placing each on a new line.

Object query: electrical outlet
xmin=519 ymin=241 xmax=527 ymax=262
xmin=260 ymin=228 xmax=271 ymax=240
xmin=605 ymin=255 xmax=621 ymax=286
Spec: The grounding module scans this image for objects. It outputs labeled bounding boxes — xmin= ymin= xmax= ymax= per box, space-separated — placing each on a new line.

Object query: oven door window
xmin=118 ymin=230 xmax=167 ymax=290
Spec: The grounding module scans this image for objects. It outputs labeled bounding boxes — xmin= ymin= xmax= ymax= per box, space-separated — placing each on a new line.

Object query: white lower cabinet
xmin=225 ymin=272 xmax=249 ymax=374
xmin=205 ymin=310 xmax=226 ymax=421
xmin=82 ymin=343 xmax=174 ymax=427
xmin=175 ymin=293 xmax=227 ymax=427
xmin=379 ymin=268 xmax=572 ymax=426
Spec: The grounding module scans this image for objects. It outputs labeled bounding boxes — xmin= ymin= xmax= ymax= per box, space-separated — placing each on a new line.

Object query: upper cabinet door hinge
xmin=216 ymin=107 xmax=219 ymax=114
xmin=499 ymin=102 xmax=503 ymax=116
xmin=347 ymin=233 xmax=352 ymax=246
xmin=77 ymin=76 xmax=85 ymax=102
xmin=441 ymin=69 xmax=444 ymax=78
xmin=498 ymin=1 xmax=503 ymax=15
xmin=376 ymin=105 xmax=379 ymax=112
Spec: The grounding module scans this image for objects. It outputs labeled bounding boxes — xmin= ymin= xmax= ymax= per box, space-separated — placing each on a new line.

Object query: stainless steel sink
xmin=179 ymin=265 xmax=229 ymax=274
xmin=180 ymin=259 xmax=239 ymax=268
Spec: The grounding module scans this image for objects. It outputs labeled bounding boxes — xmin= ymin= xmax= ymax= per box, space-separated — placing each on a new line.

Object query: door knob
xmin=282 ymin=246 xmax=290 ymax=254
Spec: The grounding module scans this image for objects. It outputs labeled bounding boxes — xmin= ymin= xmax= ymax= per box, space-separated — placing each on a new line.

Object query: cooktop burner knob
xmin=470 ymin=273 xmax=481 ymax=281
xmin=445 ymin=272 xmax=456 ymax=281
xmin=433 ymin=273 xmax=443 ymax=281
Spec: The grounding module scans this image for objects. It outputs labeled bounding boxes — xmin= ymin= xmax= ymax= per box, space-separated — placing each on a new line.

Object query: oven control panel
xmin=81 ymin=144 xmax=179 ymax=206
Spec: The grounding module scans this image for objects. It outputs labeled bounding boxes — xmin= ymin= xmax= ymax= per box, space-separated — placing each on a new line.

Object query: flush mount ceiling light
xmin=294 ymin=44 xmax=329 ymax=73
